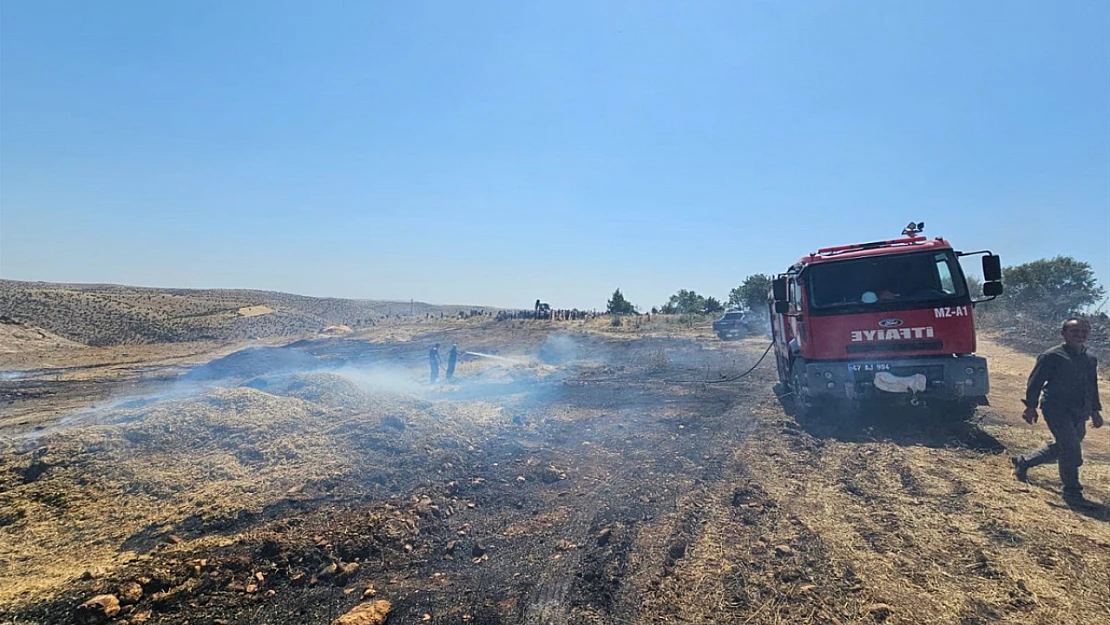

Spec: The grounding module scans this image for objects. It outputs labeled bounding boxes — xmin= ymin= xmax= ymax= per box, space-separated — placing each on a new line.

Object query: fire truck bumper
xmin=801 ymin=355 xmax=989 ymax=401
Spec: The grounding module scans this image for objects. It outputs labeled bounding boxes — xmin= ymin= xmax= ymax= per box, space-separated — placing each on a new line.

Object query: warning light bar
xmin=816 ymin=236 xmax=927 ymax=256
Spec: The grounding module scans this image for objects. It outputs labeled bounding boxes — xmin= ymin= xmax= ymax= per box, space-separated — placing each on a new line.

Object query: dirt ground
xmin=1 ymin=317 xmax=1108 ymax=624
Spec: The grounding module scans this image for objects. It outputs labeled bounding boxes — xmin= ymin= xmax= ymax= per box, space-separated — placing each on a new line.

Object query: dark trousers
xmin=1020 ymin=410 xmax=1087 ymax=494
xmin=430 ymin=364 xmax=439 ymax=383
xmin=446 ymin=360 xmax=456 ymax=380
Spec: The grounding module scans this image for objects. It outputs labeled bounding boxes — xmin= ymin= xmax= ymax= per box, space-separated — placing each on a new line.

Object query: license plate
xmin=848 ymin=362 xmax=891 ymax=373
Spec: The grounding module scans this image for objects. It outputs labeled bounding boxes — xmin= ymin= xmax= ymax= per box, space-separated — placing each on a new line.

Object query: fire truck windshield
xmin=806 ymin=250 xmax=968 ymax=313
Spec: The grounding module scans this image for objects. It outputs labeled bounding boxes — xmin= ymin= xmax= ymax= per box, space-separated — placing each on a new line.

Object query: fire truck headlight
xmin=964 ymin=367 xmax=975 ymax=375
xmin=966 ymin=378 xmax=975 ymax=385
xmin=826 ymin=381 xmax=836 ymax=389
xmin=823 ymin=371 xmax=834 ymax=380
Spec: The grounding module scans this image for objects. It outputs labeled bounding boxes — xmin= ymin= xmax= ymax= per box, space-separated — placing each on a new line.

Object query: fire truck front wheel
xmin=790 ymin=370 xmax=812 ymax=419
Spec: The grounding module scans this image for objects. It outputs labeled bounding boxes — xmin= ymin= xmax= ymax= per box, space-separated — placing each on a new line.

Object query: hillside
xmin=0 ymin=280 xmax=488 ymax=346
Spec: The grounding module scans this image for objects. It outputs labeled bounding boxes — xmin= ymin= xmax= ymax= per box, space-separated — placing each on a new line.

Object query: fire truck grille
xmin=846 ymin=340 xmax=943 ymax=354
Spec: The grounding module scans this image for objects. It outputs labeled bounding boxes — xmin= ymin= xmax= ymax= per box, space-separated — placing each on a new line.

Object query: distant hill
xmin=0 ymin=280 xmax=488 ymax=346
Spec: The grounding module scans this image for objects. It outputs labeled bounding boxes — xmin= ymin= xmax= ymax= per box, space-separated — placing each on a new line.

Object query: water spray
xmin=464 ymin=352 xmax=529 ymax=365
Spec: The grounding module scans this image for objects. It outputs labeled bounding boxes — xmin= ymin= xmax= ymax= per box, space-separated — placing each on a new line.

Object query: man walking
xmin=429 ymin=343 xmax=441 ymax=384
xmin=446 ymin=344 xmax=458 ymax=382
xmin=1012 ymin=318 xmax=1103 ymax=504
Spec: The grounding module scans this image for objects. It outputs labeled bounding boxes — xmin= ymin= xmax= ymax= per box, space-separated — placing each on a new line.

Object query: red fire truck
xmin=769 ymin=223 xmax=1003 ymax=419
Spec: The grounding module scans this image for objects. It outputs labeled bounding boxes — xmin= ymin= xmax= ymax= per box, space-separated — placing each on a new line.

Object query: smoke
xmin=183 ymin=346 xmax=323 ymax=382
xmin=4 ymin=333 xmax=598 ymax=445
xmin=330 ymin=364 xmax=427 ymax=396
xmin=3 ymin=346 xmax=322 ymax=441
xmin=538 ymin=332 xmax=580 ymax=365
xmin=8 ymin=379 xmax=217 ymax=442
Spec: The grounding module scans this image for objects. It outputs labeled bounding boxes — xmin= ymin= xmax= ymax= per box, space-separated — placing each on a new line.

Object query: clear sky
xmin=2 ymin=1 xmax=1108 ymax=311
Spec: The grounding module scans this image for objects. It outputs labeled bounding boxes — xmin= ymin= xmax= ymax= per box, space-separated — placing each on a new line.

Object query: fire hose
xmin=695 ymin=340 xmax=775 ymax=384
xmin=456 ymin=343 xmax=776 ymax=386
xmin=655 ymin=340 xmax=775 ymax=385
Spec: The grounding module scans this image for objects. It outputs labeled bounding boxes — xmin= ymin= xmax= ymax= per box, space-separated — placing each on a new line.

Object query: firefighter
xmin=429 ymin=343 xmax=441 ymax=384
xmin=1011 ymin=318 xmax=1103 ymax=505
xmin=446 ymin=344 xmax=458 ymax=381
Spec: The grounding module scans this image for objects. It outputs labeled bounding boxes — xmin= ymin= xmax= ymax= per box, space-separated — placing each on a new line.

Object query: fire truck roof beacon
xmin=902 ymin=221 xmax=925 ymax=237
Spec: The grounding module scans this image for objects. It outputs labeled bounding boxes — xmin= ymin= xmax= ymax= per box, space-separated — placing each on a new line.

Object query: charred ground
xmin=1 ymin=315 xmax=1108 ymax=625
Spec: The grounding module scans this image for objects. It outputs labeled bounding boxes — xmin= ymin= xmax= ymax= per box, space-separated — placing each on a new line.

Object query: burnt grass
xmin=0 ymin=329 xmax=1040 ymax=625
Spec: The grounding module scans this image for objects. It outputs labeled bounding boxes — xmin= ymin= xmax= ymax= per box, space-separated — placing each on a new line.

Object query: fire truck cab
xmin=769 ymin=223 xmax=1003 ymax=419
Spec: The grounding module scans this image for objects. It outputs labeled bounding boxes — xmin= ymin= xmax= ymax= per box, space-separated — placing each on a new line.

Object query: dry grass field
xmin=0 ymin=285 xmax=1107 ymax=625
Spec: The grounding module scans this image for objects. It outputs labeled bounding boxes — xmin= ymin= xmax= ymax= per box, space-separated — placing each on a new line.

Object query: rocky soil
xmin=1 ymin=318 xmax=1108 ymax=624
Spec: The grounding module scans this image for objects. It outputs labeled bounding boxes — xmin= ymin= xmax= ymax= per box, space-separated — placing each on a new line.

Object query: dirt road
xmin=1 ymin=319 xmax=1107 ymax=624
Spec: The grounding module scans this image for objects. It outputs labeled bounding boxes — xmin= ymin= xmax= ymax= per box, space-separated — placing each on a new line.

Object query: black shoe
xmin=1061 ymin=488 xmax=1087 ymax=503
xmin=1061 ymin=489 xmax=1097 ymax=508
xmin=1010 ymin=457 xmax=1029 ymax=483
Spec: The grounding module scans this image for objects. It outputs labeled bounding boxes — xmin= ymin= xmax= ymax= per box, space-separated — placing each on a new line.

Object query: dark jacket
xmin=1023 ymin=344 xmax=1101 ymax=417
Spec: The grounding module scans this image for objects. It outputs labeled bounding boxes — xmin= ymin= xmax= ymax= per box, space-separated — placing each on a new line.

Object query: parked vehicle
xmin=768 ymin=222 xmax=1003 ymax=419
xmin=712 ymin=311 xmax=751 ymax=340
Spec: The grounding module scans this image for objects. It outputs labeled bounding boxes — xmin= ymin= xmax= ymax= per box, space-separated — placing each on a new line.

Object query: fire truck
xmin=769 ymin=222 xmax=1003 ymax=419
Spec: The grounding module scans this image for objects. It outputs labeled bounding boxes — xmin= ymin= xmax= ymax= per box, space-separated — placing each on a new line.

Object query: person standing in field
xmin=446 ymin=344 xmax=458 ymax=382
xmin=1012 ymin=318 xmax=1103 ymax=505
xmin=429 ymin=343 xmax=441 ymax=384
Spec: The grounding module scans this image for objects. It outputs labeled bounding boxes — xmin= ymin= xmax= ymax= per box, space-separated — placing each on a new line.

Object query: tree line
xmin=975 ymin=255 xmax=1105 ymax=323
xmin=605 ymin=256 xmax=1105 ymax=321
xmin=605 ymin=273 xmax=773 ymax=316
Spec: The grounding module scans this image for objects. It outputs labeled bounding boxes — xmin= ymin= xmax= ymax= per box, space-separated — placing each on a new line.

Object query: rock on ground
xmin=75 ymin=594 xmax=120 ymax=623
xmin=333 ymin=599 xmax=392 ymax=625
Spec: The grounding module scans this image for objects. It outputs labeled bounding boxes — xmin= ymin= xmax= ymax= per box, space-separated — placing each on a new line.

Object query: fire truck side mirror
xmin=982 ymin=281 xmax=1004 ymax=297
xmin=774 ymin=300 xmax=789 ymax=314
xmin=772 ymin=278 xmax=788 ymax=301
xmin=982 ymin=255 xmax=1002 ymax=282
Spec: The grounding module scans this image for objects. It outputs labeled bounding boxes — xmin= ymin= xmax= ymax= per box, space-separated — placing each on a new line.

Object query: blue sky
xmin=2 ymin=1 xmax=1108 ymax=310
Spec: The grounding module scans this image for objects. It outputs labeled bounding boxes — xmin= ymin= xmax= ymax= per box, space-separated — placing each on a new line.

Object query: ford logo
xmin=879 ymin=318 xmax=903 ymax=327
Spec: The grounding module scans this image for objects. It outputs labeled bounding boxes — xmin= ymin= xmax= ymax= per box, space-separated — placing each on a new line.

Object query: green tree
xmin=606 ymin=288 xmax=636 ymax=315
xmin=965 ymin=275 xmax=983 ymax=297
xmin=728 ymin=273 xmax=773 ymax=311
xmin=963 ymin=275 xmax=990 ymax=304
xmin=1002 ymin=256 xmax=1105 ymax=318
xmin=661 ymin=289 xmax=707 ymax=314
xmin=703 ymin=296 xmax=725 ymax=313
